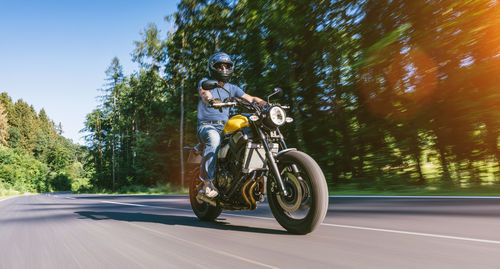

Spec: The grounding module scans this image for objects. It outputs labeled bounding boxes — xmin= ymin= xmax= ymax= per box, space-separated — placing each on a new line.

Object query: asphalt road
xmin=1 ymin=194 xmax=500 ymax=269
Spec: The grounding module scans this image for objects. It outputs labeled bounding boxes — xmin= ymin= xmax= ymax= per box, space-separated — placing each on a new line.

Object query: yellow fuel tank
xmin=223 ymin=115 xmax=249 ymax=134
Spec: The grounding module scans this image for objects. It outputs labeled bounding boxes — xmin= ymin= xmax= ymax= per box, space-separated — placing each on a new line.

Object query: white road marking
xmin=0 ymin=194 xmax=30 ymax=202
xmin=65 ymin=197 xmax=76 ymax=200
xmin=99 ymin=200 xmax=500 ymax=246
xmin=331 ymin=195 xmax=500 ymax=199
xmin=322 ymin=223 xmax=500 ymax=245
xmin=126 ymin=220 xmax=278 ymax=268
xmin=0 ymin=196 xmax=16 ymax=203
xmin=98 ymin=201 xmax=279 ymax=267
xmin=0 ymin=193 xmax=36 ymax=202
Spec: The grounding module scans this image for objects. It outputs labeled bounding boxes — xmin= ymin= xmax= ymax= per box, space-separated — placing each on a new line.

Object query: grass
xmin=0 ymin=188 xmax=22 ymax=198
xmin=330 ymin=183 xmax=500 ymax=196
xmin=79 ymin=183 xmax=189 ymax=195
xmin=328 ymin=160 xmax=500 ymax=196
xmin=81 ymin=182 xmax=500 ymax=197
xmin=72 ymin=161 xmax=500 ymax=197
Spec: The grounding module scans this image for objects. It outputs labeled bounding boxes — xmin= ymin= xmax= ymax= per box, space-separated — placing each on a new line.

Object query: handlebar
xmin=209 ymin=98 xmax=289 ymax=110
xmin=211 ymin=101 xmax=238 ymax=108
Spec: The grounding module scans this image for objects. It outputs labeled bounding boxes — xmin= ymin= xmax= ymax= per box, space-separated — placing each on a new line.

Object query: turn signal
xmin=249 ymin=115 xmax=259 ymax=121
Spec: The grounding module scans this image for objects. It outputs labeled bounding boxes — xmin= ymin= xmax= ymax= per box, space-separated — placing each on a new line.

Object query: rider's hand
xmin=208 ymin=98 xmax=223 ymax=105
xmin=258 ymin=100 xmax=268 ymax=107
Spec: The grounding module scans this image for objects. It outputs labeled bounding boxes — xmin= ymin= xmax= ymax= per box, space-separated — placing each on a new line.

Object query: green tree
xmin=0 ymin=102 xmax=9 ymax=146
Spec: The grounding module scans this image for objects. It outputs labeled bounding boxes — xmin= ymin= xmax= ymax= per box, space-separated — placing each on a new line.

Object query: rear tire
xmin=189 ymin=169 xmax=222 ymax=221
xmin=267 ymin=151 xmax=328 ymax=234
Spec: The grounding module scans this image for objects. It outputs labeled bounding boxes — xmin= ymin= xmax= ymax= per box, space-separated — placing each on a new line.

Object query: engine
xmin=215 ymin=127 xmax=265 ymax=209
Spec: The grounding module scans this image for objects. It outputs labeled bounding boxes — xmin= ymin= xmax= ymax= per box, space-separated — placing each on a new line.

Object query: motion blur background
xmin=1 ymin=0 xmax=500 ymax=194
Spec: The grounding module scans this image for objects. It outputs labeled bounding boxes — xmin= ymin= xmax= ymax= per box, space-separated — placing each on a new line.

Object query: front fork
xmin=257 ymin=128 xmax=290 ymax=196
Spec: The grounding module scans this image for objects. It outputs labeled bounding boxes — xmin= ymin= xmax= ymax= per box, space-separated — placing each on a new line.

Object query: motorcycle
xmin=186 ymin=80 xmax=328 ymax=234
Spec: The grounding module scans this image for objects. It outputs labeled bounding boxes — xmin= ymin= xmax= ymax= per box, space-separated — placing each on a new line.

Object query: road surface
xmin=1 ymin=194 xmax=500 ymax=268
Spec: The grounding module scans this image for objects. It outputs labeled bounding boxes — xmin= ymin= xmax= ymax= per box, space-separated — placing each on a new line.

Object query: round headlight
xmin=268 ymin=106 xmax=286 ymax=126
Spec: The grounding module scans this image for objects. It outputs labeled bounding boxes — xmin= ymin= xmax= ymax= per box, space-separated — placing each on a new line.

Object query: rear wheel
xmin=267 ymin=151 xmax=328 ymax=234
xmin=189 ymin=169 xmax=222 ymax=221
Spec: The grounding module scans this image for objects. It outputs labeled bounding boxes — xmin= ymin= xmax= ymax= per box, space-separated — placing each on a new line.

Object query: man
xmin=197 ymin=52 xmax=266 ymax=198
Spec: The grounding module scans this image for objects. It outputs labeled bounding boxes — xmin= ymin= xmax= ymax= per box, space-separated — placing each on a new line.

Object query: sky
xmin=0 ymin=0 xmax=179 ymax=145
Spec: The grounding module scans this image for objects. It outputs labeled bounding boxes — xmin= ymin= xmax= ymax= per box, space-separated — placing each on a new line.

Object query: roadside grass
xmin=79 ymin=183 xmax=189 ymax=195
xmin=329 ymin=160 xmax=500 ymax=196
xmin=76 ymin=161 xmax=500 ymax=197
xmin=0 ymin=188 xmax=22 ymax=198
xmin=82 ymin=182 xmax=500 ymax=197
xmin=330 ymin=184 xmax=500 ymax=196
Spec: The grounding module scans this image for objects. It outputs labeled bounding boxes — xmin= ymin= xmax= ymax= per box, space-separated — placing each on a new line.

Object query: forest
xmin=2 ymin=0 xmax=500 ymax=194
xmin=0 ymin=93 xmax=89 ymax=196
xmin=83 ymin=0 xmax=500 ymax=191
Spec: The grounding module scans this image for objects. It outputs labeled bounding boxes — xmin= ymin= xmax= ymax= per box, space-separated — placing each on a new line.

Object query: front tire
xmin=189 ymin=169 xmax=222 ymax=221
xmin=267 ymin=151 xmax=328 ymax=234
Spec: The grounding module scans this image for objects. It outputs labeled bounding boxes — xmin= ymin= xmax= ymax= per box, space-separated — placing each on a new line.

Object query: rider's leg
xmin=197 ymin=124 xmax=223 ymax=197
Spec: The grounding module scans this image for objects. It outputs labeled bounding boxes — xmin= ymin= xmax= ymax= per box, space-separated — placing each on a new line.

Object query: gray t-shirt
xmin=197 ymin=79 xmax=245 ymax=123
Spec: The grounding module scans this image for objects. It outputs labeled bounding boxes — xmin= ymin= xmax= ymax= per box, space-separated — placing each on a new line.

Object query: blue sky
xmin=0 ymin=0 xmax=179 ymax=144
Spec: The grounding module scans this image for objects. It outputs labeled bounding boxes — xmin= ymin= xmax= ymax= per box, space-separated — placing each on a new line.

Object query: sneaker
xmin=202 ymin=180 xmax=219 ymax=198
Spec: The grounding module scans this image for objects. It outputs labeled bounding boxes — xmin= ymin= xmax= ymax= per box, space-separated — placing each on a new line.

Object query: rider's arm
xmin=199 ymin=87 xmax=214 ymax=104
xmin=241 ymin=93 xmax=267 ymax=106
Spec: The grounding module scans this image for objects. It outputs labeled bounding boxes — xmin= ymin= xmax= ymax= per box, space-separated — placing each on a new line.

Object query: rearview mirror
xmin=267 ymin=87 xmax=284 ymax=103
xmin=273 ymin=87 xmax=283 ymax=97
xmin=201 ymin=80 xmax=219 ymax=90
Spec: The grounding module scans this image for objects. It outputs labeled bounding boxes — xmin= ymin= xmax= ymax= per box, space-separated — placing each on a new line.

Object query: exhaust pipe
xmin=196 ymin=193 xmax=217 ymax=207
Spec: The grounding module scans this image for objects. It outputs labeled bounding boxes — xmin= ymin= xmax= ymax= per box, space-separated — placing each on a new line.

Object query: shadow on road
xmin=73 ymin=195 xmax=180 ymax=200
xmin=75 ymin=211 xmax=287 ymax=235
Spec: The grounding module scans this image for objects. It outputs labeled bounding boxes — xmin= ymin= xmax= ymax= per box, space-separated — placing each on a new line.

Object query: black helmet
xmin=207 ymin=52 xmax=234 ymax=82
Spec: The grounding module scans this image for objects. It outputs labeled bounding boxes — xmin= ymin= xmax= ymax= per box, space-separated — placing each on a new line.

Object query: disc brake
xmin=276 ymin=171 xmax=302 ymax=212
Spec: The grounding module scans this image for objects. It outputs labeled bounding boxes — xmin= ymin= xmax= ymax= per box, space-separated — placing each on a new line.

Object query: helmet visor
xmin=214 ymin=62 xmax=233 ymax=70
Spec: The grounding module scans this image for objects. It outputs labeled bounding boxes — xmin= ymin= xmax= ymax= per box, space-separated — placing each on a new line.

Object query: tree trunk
xmin=180 ymin=73 xmax=185 ymax=188
xmin=112 ymin=92 xmax=116 ymax=191
xmin=413 ymin=150 xmax=425 ymax=185
xmin=410 ymin=134 xmax=425 ymax=185
xmin=435 ymin=139 xmax=452 ymax=185
xmin=179 ymin=30 xmax=186 ymax=188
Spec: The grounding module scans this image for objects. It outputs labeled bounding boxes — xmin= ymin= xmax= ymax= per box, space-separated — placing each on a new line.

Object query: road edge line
xmin=0 ymin=196 xmax=15 ymax=203
xmin=330 ymin=195 xmax=500 ymax=199
xmin=0 ymin=194 xmax=28 ymax=203
xmin=322 ymin=223 xmax=500 ymax=245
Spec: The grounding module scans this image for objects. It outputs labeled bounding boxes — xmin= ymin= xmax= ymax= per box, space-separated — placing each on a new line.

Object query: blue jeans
xmin=197 ymin=123 xmax=224 ymax=182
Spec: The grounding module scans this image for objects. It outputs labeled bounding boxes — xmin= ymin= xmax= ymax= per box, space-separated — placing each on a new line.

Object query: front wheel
xmin=189 ymin=169 xmax=222 ymax=221
xmin=267 ymin=151 xmax=329 ymax=234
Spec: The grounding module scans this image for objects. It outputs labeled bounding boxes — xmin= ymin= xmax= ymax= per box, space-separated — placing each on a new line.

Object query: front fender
xmin=274 ymin=148 xmax=297 ymax=159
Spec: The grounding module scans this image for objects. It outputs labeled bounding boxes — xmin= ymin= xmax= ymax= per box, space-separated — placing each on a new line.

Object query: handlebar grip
xmin=211 ymin=102 xmax=237 ymax=108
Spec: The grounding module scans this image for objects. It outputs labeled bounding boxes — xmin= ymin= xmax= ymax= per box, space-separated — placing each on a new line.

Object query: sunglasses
xmin=214 ymin=63 xmax=232 ymax=70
